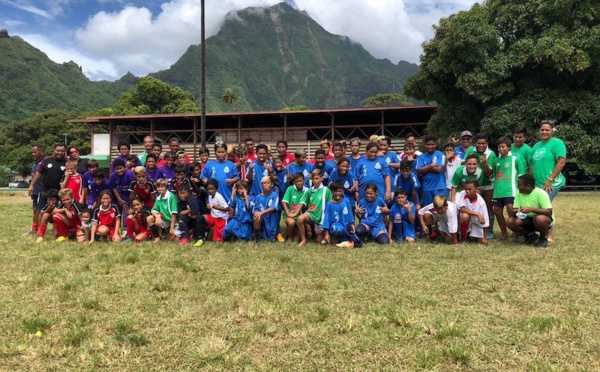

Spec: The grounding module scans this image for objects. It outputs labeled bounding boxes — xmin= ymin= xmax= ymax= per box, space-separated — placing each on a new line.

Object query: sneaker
xmin=35 ymin=237 xmax=44 ymax=243
xmin=22 ymin=230 xmax=36 ymax=236
xmin=524 ymin=233 xmax=539 ymax=245
xmin=276 ymin=234 xmax=285 ymax=243
xmin=534 ymin=238 xmax=548 ymax=249
xmin=179 ymin=238 xmax=189 ymax=245
xmin=122 ymin=238 xmax=134 ymax=243
xmin=55 ymin=236 xmax=67 ymax=243
xmin=486 ymin=231 xmax=495 ymax=240
xmin=193 ymin=239 xmax=204 ymax=248
xmin=336 ymin=241 xmax=354 ymax=249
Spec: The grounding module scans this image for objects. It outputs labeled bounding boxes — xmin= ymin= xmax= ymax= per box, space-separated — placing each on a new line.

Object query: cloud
xmin=0 ymin=0 xmax=54 ymax=19
xmin=1 ymin=18 xmax=26 ymax=27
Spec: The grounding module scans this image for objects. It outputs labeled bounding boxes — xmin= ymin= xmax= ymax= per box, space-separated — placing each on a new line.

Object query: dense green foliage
xmin=113 ymin=76 xmax=199 ymax=115
xmin=404 ymin=0 xmax=600 ymax=164
xmin=360 ymin=93 xmax=413 ymax=108
xmin=281 ymin=105 xmax=309 ymax=111
xmin=0 ymin=110 xmax=89 ymax=176
xmin=152 ymin=3 xmax=418 ymax=112
xmin=0 ymin=34 xmax=135 ymax=124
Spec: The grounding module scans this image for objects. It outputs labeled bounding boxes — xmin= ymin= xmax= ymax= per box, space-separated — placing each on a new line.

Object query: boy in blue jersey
xmin=223 ymin=180 xmax=254 ymax=241
xmin=86 ymin=169 xmax=111 ymax=209
xmin=322 ymin=182 xmax=361 ymax=248
xmin=312 ymin=149 xmax=334 ymax=186
xmin=247 ymin=144 xmax=274 ymax=196
xmin=253 ymin=176 xmax=280 ymax=243
xmin=273 ymin=156 xmax=288 ymax=242
xmin=379 ymin=136 xmax=401 ymax=180
xmin=286 ymin=149 xmax=313 ymax=187
xmin=111 ymin=159 xmax=135 ymax=214
xmin=388 ymin=188 xmax=417 ymax=243
xmin=394 ymin=160 xmax=421 ymax=208
xmin=356 ymin=142 xmax=391 ymax=202
xmin=416 ymin=135 xmax=447 ymax=206
xmin=200 ymin=142 xmax=239 ymax=204
xmin=329 ymin=158 xmax=358 ymax=210
xmin=356 ymin=182 xmax=390 ymax=245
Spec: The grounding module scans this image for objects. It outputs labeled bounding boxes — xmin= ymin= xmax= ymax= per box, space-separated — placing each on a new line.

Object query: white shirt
xmin=209 ymin=192 xmax=229 ymax=220
xmin=418 ymin=201 xmax=459 ymax=233
xmin=444 ymin=155 xmax=462 ymax=189
xmin=456 ymin=191 xmax=489 ymax=227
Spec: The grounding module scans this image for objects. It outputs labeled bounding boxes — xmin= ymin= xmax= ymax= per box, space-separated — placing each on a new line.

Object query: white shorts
xmin=160 ymin=220 xmax=181 ymax=237
xmin=467 ymin=216 xmax=486 ymax=239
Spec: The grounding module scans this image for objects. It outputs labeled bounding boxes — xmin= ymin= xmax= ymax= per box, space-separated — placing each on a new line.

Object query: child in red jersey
xmin=53 ymin=188 xmax=84 ymax=242
xmin=60 ymin=160 xmax=84 ymax=204
xmin=124 ymin=196 xmax=153 ymax=243
xmin=35 ymin=189 xmax=59 ymax=243
xmin=129 ymin=166 xmax=156 ymax=208
xmin=90 ymin=190 xmax=122 ymax=243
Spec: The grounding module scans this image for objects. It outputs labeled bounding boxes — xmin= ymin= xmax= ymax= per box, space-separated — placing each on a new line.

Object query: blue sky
xmin=0 ymin=0 xmax=478 ymax=81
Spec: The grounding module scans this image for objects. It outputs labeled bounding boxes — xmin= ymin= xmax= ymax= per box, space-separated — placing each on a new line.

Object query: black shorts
xmin=492 ymin=197 xmax=515 ymax=207
xmin=32 ymin=194 xmax=44 ymax=210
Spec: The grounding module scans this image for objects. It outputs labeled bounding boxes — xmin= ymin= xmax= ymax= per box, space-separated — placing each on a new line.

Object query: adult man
xmin=455 ymin=130 xmax=473 ymax=160
xmin=507 ymin=174 xmax=554 ymax=248
xmin=244 ymin=137 xmax=257 ymax=163
xmin=29 ymin=143 xmax=68 ymax=210
xmin=167 ymin=137 xmax=190 ymax=163
xmin=138 ymin=136 xmax=154 ymax=165
xmin=24 ymin=144 xmax=46 ymax=235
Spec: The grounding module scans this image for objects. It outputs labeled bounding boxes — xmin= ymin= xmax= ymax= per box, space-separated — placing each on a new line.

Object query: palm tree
xmin=221 ymin=88 xmax=237 ymax=106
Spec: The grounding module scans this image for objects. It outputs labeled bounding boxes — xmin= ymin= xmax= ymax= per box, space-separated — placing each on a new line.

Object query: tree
xmin=281 ymin=105 xmax=310 ymax=111
xmin=404 ymin=0 xmax=600 ymax=164
xmin=221 ymin=88 xmax=237 ymax=106
xmin=0 ymin=110 xmax=89 ymax=177
xmin=360 ymin=93 xmax=413 ymax=108
xmin=113 ymin=76 xmax=200 ymax=115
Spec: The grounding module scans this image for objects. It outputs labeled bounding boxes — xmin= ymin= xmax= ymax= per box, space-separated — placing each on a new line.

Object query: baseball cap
xmin=460 ymin=131 xmax=473 ymax=138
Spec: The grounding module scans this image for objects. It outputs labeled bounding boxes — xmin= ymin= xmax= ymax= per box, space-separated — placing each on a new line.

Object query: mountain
xmin=152 ymin=2 xmax=419 ymax=111
xmin=0 ymin=30 xmax=136 ymax=124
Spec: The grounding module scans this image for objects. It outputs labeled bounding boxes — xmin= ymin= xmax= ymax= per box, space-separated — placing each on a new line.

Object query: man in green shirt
xmin=507 ymin=174 xmax=554 ymax=248
xmin=510 ymin=125 xmax=533 ymax=171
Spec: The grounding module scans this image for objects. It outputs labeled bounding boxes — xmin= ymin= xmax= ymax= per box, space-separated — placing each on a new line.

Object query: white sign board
xmin=93 ymin=134 xmax=111 ymax=155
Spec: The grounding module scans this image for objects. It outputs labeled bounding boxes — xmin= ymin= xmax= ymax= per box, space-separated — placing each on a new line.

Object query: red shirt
xmin=280 ymin=153 xmax=295 ymax=167
xmin=62 ymin=173 xmax=84 ymax=202
xmin=93 ymin=204 xmax=121 ymax=228
xmin=129 ymin=180 xmax=156 ymax=208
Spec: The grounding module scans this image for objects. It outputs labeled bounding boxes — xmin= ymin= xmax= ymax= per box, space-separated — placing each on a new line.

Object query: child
xmin=276 ymin=140 xmax=295 ymax=167
xmin=169 ymin=165 xmax=192 ymax=194
xmin=326 ymin=141 xmax=347 ymax=170
xmin=160 ymin=152 xmax=176 ymax=184
xmin=198 ymin=147 xmax=210 ymax=173
xmin=388 ymin=189 xmax=416 ymax=243
xmin=348 ymin=138 xmax=363 ymax=173
xmin=252 ymin=176 xmax=280 ymax=243
xmin=329 ymin=158 xmax=358 ymax=212
xmin=416 ymin=135 xmax=446 ymax=206
xmin=76 ymin=209 xmax=93 ymax=244
xmin=356 ymin=142 xmax=391 ymax=202
xmin=81 ymin=159 xmax=99 ymax=208
xmin=511 ymin=125 xmax=533 ymax=171
xmin=90 ymin=190 xmax=122 ymax=243
xmin=246 ymin=144 xmax=274 ymax=196
xmin=111 ymin=159 xmax=135 ymax=212
xmin=124 ymin=196 xmax=154 ymax=243
xmin=176 ymin=184 xmax=200 ymax=245
xmin=273 ymin=156 xmax=289 ymax=243
xmin=126 ymin=154 xmax=140 ymax=171
xmin=286 ymin=149 xmax=313 ymax=187
xmin=223 ymin=180 xmax=254 ymax=241
xmin=153 ymin=142 xmax=166 ymax=167
xmin=129 ymin=166 xmax=156 ymax=208
xmin=297 ymin=169 xmax=332 ymax=246
xmin=283 ymin=172 xmax=308 ymax=244
xmin=322 ymin=181 xmax=358 ymax=247
xmin=151 ymin=178 xmax=179 ymax=242
xmin=87 ymin=169 xmax=111 ymax=209
xmin=312 ymin=149 xmax=334 ymax=186
xmin=200 ymin=142 xmax=239 ymax=204
xmin=379 ymin=136 xmax=401 ymax=180
xmin=394 ymin=160 xmax=421 ymax=209
xmin=145 ymin=154 xmax=164 ymax=183
xmin=450 ymin=154 xmax=484 ymax=203
xmin=464 ymin=133 xmax=496 ymax=239
xmin=399 ymin=142 xmax=418 ymax=171
xmin=53 ymin=188 xmax=84 ymax=242
xmin=356 ymin=182 xmax=390 ymax=245
xmin=175 ymin=150 xmax=191 ymax=176
xmin=196 ymin=179 xmax=229 ymax=244
xmin=418 ymin=195 xmax=459 ymax=245
xmin=60 ymin=160 xmax=84 ymax=205
xmin=456 ymin=180 xmax=489 ymax=244
xmin=35 ymin=188 xmax=59 ymax=243
xmin=443 ymin=143 xmax=462 ymax=195
xmin=492 ymin=136 xmax=525 ymax=240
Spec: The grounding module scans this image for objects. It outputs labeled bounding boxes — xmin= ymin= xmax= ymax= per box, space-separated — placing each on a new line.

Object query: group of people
xmin=25 ymin=119 xmax=566 ymax=248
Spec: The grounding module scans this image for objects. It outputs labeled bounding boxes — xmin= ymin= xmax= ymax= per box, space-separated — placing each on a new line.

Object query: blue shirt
xmin=247 ymin=160 xmax=274 ymax=196
xmin=322 ymin=199 xmax=355 ymax=230
xmin=286 ymin=162 xmax=314 ymax=187
xmin=274 ymin=169 xmax=288 ymax=201
xmin=200 ymin=160 xmax=239 ymax=203
xmin=416 ymin=151 xmax=446 ymax=191
xmin=88 ymin=178 xmax=111 ymax=208
xmin=454 ymin=146 xmax=472 ymax=160
xmin=329 ymin=169 xmax=356 ymax=205
xmin=382 ymin=152 xmax=401 ymax=179
xmin=110 ymin=169 xmax=135 ymax=203
xmin=313 ymin=162 xmax=335 ymax=186
xmin=160 ymin=165 xmax=176 ymax=183
xmin=356 ymin=157 xmax=390 ymax=200
xmin=253 ymin=190 xmax=280 ymax=235
xmin=390 ymin=202 xmax=416 ymax=227
xmin=348 ymin=155 xmax=363 ymax=175
xmin=229 ymin=195 xmax=254 ymax=223
xmin=178 ymin=195 xmax=200 ymax=217
xmin=146 ymin=167 xmax=164 ymax=183
xmin=358 ymin=197 xmax=386 ymax=225
xmin=393 ymin=171 xmax=421 ymax=205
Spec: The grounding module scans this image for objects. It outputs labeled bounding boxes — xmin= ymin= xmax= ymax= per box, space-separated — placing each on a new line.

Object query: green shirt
xmin=532 ymin=138 xmax=566 ymax=189
xmin=450 ymin=165 xmax=484 ymax=189
xmin=464 ymin=147 xmax=496 ymax=186
xmin=152 ymin=191 xmax=178 ymax=221
xmin=492 ymin=155 xmax=525 ymax=198
xmin=300 ymin=184 xmax=332 ymax=225
xmin=282 ymin=186 xmax=307 ymax=219
xmin=514 ymin=187 xmax=554 ymax=220
xmin=510 ymin=143 xmax=533 ymax=170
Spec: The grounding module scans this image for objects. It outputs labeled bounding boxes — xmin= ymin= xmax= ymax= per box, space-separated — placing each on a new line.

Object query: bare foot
xmin=298 ymin=240 xmax=307 ymax=247
xmin=500 ymin=234 xmax=508 ymax=241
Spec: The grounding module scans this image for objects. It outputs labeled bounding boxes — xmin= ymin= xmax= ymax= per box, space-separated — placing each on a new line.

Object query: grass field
xmin=1 ymin=191 xmax=599 ymax=370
